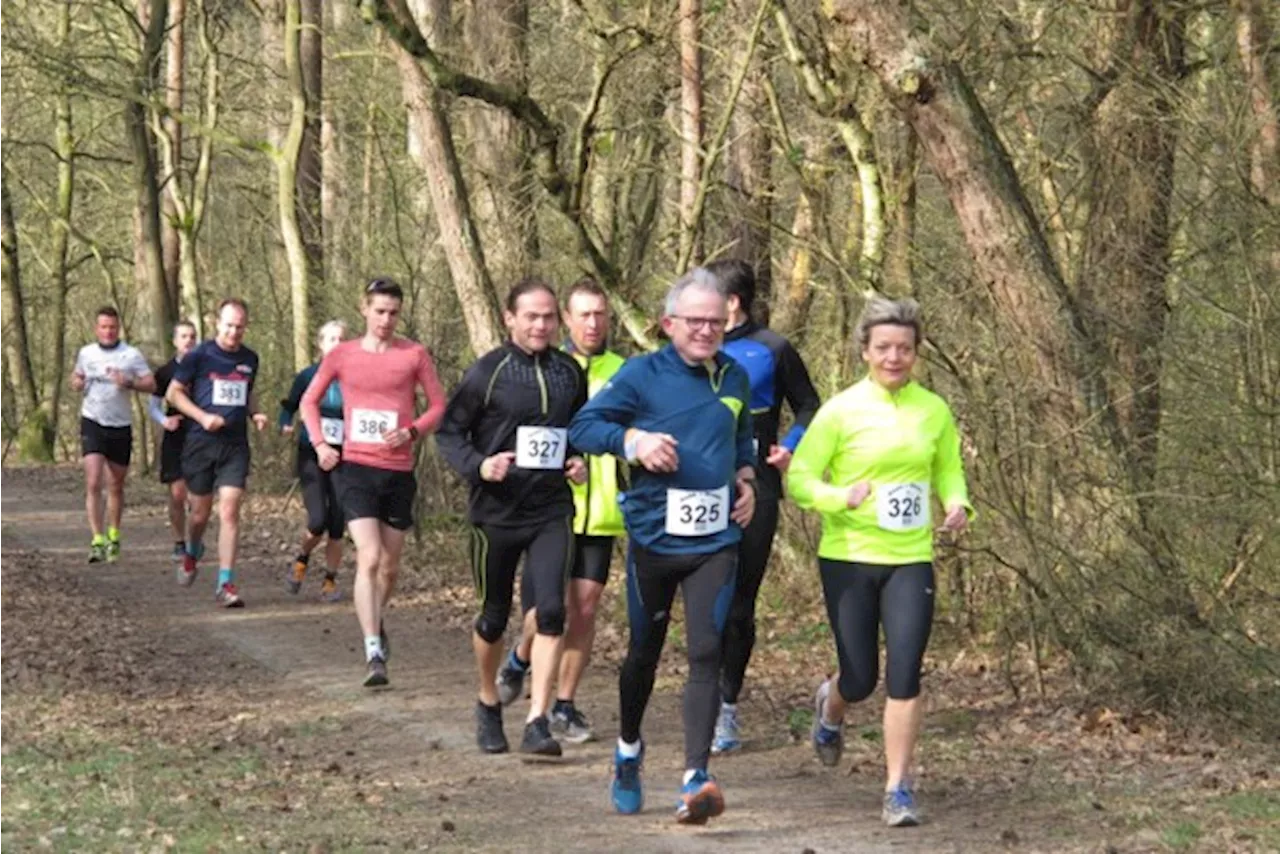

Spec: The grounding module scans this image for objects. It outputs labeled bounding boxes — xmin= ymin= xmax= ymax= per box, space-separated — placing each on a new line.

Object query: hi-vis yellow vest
xmin=570 ymin=349 xmax=626 ymax=537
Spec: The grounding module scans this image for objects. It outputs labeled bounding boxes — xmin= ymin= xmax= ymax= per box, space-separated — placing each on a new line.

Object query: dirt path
xmin=3 ymin=466 xmax=1277 ymax=853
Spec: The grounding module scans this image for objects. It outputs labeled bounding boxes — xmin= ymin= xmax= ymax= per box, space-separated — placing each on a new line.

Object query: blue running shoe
xmin=882 ymin=785 xmax=921 ymax=827
xmin=811 ymin=679 xmax=844 ymax=767
xmin=675 ymin=770 xmax=724 ymax=825
xmin=611 ymin=745 xmax=644 ymax=815
xmin=711 ymin=703 xmax=741 ymax=755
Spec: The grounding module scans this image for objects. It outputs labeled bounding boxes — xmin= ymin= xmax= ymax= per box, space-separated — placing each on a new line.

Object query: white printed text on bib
xmin=876 ymin=482 xmax=929 ymax=531
xmin=666 ymin=485 xmax=730 ymax=536
xmin=350 ymin=409 xmax=397 ymax=444
xmin=516 ymin=426 xmax=567 ymax=470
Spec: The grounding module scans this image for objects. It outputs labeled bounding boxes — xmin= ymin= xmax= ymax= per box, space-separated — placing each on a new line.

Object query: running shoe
xmin=363 ymin=656 xmax=389 ymax=688
xmin=550 ymin=703 xmax=595 ymax=744
xmin=215 ymin=582 xmax=245 ymax=609
xmin=610 ymin=744 xmax=644 ymax=815
xmin=711 ymin=703 xmax=742 ymax=755
xmin=319 ymin=575 xmax=341 ymax=602
xmin=379 ymin=622 xmax=390 ymax=662
xmin=812 ymin=679 xmax=844 ymax=768
xmin=882 ymin=785 xmax=921 ymax=827
xmin=495 ymin=653 xmax=528 ymax=706
xmin=476 ymin=701 xmax=509 ymax=754
xmin=105 ymin=537 xmax=121 ymax=563
xmin=87 ymin=541 xmax=108 ymax=564
xmin=171 ymin=541 xmax=186 ymax=562
xmin=519 ymin=716 xmax=562 ymax=758
xmin=675 ymin=770 xmax=725 ymax=825
xmin=286 ymin=556 xmax=307 ymax=594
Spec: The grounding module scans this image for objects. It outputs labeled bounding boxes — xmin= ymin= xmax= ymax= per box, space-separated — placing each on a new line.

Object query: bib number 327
xmin=516 ymin=426 xmax=567 ymax=470
xmin=350 ymin=409 xmax=397 ymax=444
xmin=666 ymin=486 xmax=729 ymax=536
xmin=876 ymin=482 xmax=929 ymax=531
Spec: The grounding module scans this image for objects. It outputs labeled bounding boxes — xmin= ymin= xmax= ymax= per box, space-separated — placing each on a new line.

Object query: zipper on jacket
xmin=535 ymin=355 xmax=549 ymax=414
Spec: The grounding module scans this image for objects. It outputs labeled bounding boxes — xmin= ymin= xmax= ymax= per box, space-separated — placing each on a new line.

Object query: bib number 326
xmin=351 ymin=409 xmax=397 ymax=444
xmin=666 ymin=486 xmax=729 ymax=536
xmin=516 ymin=426 xmax=567 ymax=469
xmin=876 ymin=482 xmax=929 ymax=531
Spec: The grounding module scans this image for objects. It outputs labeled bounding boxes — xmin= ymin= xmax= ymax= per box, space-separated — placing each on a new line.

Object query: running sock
xmin=294 ymin=553 xmax=309 ymax=566
xmin=174 ymin=539 xmax=186 ymax=552
xmin=721 ymin=702 xmax=737 ymax=714
xmin=553 ymin=698 xmax=574 ymax=716
xmin=819 ymin=718 xmax=842 ymax=733
xmin=323 ymin=570 xmax=338 ymax=581
xmin=509 ymin=650 xmax=530 ymax=672
xmin=91 ymin=533 xmax=107 ymax=546
xmin=217 ymin=568 xmax=234 ymax=590
xmin=682 ymin=769 xmax=703 ymax=785
xmin=186 ymin=539 xmax=204 ymax=559
xmin=616 ymin=738 xmax=641 ymax=759
xmin=364 ymin=636 xmax=384 ymax=662
xmin=107 ymin=526 xmax=120 ymax=543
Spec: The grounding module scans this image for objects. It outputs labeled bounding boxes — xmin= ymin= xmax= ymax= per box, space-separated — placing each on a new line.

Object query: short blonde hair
xmin=855 ymin=297 xmax=923 ymax=350
xmin=317 ymin=320 xmax=348 ymax=346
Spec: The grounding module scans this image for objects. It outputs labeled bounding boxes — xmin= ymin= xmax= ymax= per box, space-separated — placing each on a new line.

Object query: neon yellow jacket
xmin=570 ymin=348 xmax=627 ymax=537
xmin=786 ymin=377 xmax=972 ymax=564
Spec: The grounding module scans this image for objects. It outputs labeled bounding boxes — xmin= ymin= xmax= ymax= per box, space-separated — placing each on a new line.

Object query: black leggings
xmin=519 ymin=534 xmax=615 ymax=612
xmin=819 ymin=560 xmax=935 ymax=702
xmin=620 ymin=545 xmax=736 ymax=771
xmin=470 ymin=517 xmax=573 ymax=643
xmin=298 ymin=444 xmax=344 ymax=540
xmin=720 ymin=474 xmax=780 ymax=704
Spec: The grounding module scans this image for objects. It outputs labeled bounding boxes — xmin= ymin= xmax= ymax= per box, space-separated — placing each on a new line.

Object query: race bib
xmin=350 ymin=408 xmax=397 ymax=444
xmin=666 ymin=485 xmax=730 ymax=536
xmin=320 ymin=417 xmax=344 ymax=445
xmin=516 ymin=426 xmax=567 ymax=470
xmin=211 ymin=377 xmax=248 ymax=407
xmin=876 ymin=482 xmax=929 ymax=531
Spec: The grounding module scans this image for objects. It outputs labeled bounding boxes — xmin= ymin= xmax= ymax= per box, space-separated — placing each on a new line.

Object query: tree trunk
xmin=1 ymin=165 xmax=52 ymax=462
xmin=397 ymin=0 xmax=503 ymax=355
xmin=463 ymin=0 xmax=538 ymax=294
xmin=678 ymin=0 xmax=704 ymax=266
xmin=298 ymin=0 xmax=325 ymax=302
xmin=1235 ymin=0 xmax=1279 ymax=206
xmin=161 ymin=0 xmax=185 ymax=308
xmin=280 ymin=0 xmax=312 ymax=371
xmin=725 ymin=62 xmax=772 ymax=320
xmin=130 ymin=0 xmax=176 ymax=357
xmin=886 ymin=125 xmax=918 ymax=295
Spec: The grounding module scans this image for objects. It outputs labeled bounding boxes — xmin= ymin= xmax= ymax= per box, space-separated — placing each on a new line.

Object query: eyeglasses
xmin=366 ymin=277 xmax=404 ymax=298
xmin=671 ymin=315 xmax=728 ymax=332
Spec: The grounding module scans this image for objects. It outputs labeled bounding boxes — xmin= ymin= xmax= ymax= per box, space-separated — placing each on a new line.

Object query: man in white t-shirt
xmin=70 ymin=306 xmax=156 ymax=563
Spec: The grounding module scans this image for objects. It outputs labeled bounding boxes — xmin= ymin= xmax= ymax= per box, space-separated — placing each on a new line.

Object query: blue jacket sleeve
xmin=732 ymin=367 xmax=756 ymax=471
xmin=568 ymin=360 xmax=642 ymax=459
xmin=278 ymin=367 xmax=313 ymax=429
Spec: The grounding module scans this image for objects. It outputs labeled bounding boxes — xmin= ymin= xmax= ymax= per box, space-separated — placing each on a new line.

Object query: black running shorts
xmin=334 ymin=460 xmax=416 ymax=531
xmin=81 ymin=417 xmax=132 ymax=467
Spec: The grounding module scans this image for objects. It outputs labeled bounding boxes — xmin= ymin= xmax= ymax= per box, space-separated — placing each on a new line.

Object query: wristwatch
xmin=624 ymin=432 xmax=641 ymax=464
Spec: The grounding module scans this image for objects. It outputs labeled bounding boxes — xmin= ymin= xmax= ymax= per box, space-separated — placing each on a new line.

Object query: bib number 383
xmin=211 ymin=378 xmax=248 ymax=407
xmin=666 ymin=486 xmax=729 ymax=536
xmin=516 ymin=426 xmax=567 ymax=469
xmin=876 ymin=482 xmax=929 ymax=531
xmin=351 ymin=408 xmax=397 ymax=444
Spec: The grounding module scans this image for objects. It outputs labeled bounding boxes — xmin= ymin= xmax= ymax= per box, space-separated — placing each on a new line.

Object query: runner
xmin=280 ymin=320 xmax=348 ymax=601
xmin=167 ymin=299 xmax=269 ymax=607
xmin=149 ymin=320 xmax=199 ymax=561
xmin=71 ymin=306 xmax=156 ymax=563
xmin=498 ymin=278 xmax=627 ymax=744
xmin=436 ymin=279 xmax=588 ymax=758
xmin=568 ymin=267 xmax=757 ymax=824
xmin=786 ymin=296 xmax=972 ymax=827
xmin=705 ymin=259 xmax=821 ymax=754
xmin=300 ymin=278 xmax=446 ymax=688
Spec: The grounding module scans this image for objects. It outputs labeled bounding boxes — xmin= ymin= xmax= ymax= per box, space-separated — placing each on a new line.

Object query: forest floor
xmin=2 ymin=464 xmax=1277 ymax=853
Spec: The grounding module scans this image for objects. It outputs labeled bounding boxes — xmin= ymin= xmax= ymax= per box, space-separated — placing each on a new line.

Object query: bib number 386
xmin=516 ymin=426 xmax=567 ymax=469
xmin=876 ymin=482 xmax=929 ymax=531
xmin=666 ymin=486 xmax=729 ymax=536
xmin=351 ymin=408 xmax=397 ymax=444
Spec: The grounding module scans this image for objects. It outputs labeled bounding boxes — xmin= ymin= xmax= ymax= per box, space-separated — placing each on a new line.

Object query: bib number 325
xmin=666 ymin=486 xmax=729 ymax=536
xmin=876 ymin=482 xmax=929 ymax=531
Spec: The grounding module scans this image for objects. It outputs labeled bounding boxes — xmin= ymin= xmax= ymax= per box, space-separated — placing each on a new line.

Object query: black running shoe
xmin=363 ymin=656 xmax=389 ymax=688
xmin=520 ymin=716 xmax=562 ymax=758
xmin=476 ymin=701 xmax=509 ymax=754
